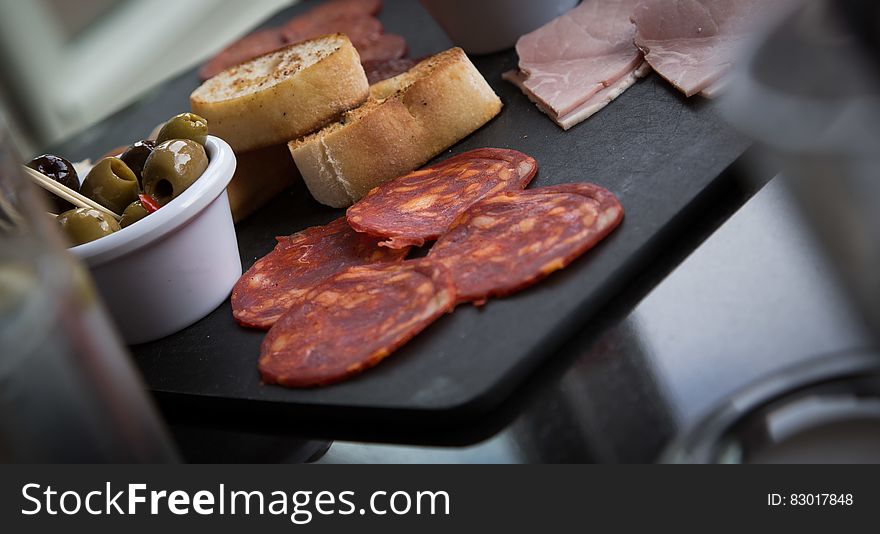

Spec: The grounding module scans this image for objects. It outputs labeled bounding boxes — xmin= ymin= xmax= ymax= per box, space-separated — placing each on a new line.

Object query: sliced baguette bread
xmin=191 ymin=34 xmax=369 ymax=152
xmin=288 ymin=47 xmax=502 ymax=208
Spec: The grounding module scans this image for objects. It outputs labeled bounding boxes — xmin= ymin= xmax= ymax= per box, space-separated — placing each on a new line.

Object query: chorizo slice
xmin=231 ymin=217 xmax=409 ymax=330
xmin=427 ymin=183 xmax=624 ymax=304
xmin=346 ymin=148 xmax=538 ymax=249
xmin=259 ymin=260 xmax=455 ymax=387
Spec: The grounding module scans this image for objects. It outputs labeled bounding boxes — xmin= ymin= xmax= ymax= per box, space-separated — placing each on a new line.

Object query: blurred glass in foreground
xmin=723 ymin=0 xmax=880 ymax=342
xmin=0 ymin=116 xmax=177 ymax=462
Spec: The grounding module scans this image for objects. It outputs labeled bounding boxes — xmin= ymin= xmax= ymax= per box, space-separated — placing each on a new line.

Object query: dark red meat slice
xmin=356 ymin=33 xmax=407 ymax=61
xmin=282 ymin=0 xmax=383 ymax=39
xmin=427 ymin=183 xmax=624 ymax=304
xmin=259 ymin=260 xmax=455 ymax=387
xmin=199 ymin=0 xmax=385 ymax=80
xmin=346 ymin=149 xmax=537 ymax=249
xmin=231 ymin=217 xmax=409 ymax=330
xmin=198 ymin=0 xmax=407 ymax=81
xmin=198 ymin=28 xmax=286 ymax=80
xmin=282 ymin=14 xmax=383 ymax=49
xmin=362 ymin=57 xmax=418 ymax=84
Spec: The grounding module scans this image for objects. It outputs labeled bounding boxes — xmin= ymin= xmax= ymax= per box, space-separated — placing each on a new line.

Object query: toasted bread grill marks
xmin=197 ymin=40 xmax=339 ymax=101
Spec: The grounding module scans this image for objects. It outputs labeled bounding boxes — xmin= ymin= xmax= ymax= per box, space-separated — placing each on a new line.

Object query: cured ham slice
xmin=505 ymin=0 xmax=645 ymax=130
xmin=631 ymin=0 xmax=782 ymax=97
xmin=504 ymin=61 xmax=650 ymax=130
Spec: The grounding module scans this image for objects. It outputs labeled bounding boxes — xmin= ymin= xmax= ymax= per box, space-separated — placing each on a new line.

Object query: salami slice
xmin=427 ymin=183 xmax=624 ymax=304
xmin=259 ymin=260 xmax=455 ymax=387
xmin=363 ymin=57 xmax=418 ymax=84
xmin=356 ymin=33 xmax=408 ymax=62
xmin=231 ymin=217 xmax=409 ymax=330
xmin=346 ymin=148 xmax=538 ymax=249
xmin=199 ymin=28 xmax=286 ymax=81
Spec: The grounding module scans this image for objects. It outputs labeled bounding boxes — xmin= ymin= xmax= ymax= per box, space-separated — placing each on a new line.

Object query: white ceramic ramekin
xmin=68 ymin=136 xmax=241 ymax=345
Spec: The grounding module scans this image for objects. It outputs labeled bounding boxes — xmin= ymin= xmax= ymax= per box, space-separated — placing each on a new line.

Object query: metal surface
xmin=48 ymin=0 xmax=751 ymax=443
xmin=661 ymin=350 xmax=880 ymax=464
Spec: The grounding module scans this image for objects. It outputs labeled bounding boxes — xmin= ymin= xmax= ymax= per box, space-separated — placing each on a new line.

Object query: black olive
xmin=26 ymin=154 xmax=79 ymax=213
xmin=119 ymin=139 xmax=156 ymax=187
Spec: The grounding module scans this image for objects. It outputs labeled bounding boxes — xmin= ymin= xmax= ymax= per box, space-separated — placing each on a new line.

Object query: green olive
xmin=120 ymin=200 xmax=150 ymax=228
xmin=81 ymin=157 xmax=139 ymax=215
xmin=141 ymin=139 xmax=208 ymax=205
xmin=156 ymin=113 xmax=208 ymax=146
xmin=57 ymin=208 xmax=121 ymax=246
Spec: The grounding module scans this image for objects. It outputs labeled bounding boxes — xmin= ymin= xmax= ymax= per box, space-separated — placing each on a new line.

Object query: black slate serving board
xmin=50 ymin=0 xmax=749 ymax=441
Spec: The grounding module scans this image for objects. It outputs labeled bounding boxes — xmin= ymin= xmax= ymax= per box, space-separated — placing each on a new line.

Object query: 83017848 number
xmin=790 ymin=493 xmax=853 ymax=506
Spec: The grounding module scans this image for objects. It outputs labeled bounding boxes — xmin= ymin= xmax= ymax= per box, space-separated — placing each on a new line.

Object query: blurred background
xmin=0 ymin=0 xmax=294 ymax=155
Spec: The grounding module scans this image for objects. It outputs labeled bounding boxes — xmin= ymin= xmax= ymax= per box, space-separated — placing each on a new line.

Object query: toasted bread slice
xmin=191 ymin=34 xmax=369 ymax=152
xmin=289 ymin=47 xmax=502 ymax=208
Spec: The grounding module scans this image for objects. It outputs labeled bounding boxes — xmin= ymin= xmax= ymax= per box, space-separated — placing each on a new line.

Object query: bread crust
xmin=191 ymin=34 xmax=369 ymax=152
xmin=289 ymin=48 xmax=503 ymax=208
